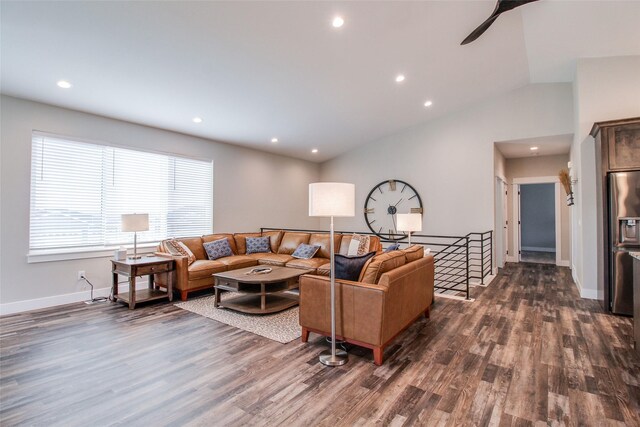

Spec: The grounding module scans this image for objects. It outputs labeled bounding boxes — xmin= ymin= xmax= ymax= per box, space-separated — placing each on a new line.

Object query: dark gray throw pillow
xmin=334 ymin=251 xmax=376 ymax=281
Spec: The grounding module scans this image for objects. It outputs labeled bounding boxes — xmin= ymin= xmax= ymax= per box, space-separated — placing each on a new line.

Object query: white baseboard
xmin=571 ymin=264 xmax=582 ymax=295
xmin=570 ymin=265 xmax=598 ymax=299
xmin=0 ymin=280 xmax=151 ymax=316
xmin=506 ymin=256 xmax=518 ymax=263
xmin=521 ymin=246 xmax=556 ymax=252
xmin=580 ymin=287 xmax=598 ymax=299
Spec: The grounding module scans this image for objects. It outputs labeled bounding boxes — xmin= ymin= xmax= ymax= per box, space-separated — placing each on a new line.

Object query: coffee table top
xmin=213 ymin=265 xmax=309 ymax=283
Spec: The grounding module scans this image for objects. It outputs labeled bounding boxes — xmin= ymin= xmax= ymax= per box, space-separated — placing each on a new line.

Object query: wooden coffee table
xmin=213 ymin=266 xmax=308 ymax=314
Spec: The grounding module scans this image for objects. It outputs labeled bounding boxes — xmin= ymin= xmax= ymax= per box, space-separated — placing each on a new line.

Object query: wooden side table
xmin=111 ymin=256 xmax=174 ymax=309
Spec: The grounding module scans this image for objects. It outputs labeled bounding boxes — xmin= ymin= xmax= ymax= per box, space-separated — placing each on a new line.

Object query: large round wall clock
xmin=364 ymin=179 xmax=423 ymax=241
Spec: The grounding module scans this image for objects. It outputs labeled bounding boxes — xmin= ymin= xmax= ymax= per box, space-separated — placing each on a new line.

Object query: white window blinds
xmin=29 ymin=133 xmax=213 ymax=251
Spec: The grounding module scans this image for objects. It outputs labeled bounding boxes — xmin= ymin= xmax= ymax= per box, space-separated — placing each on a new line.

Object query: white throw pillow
xmin=347 ymin=234 xmax=370 ymax=256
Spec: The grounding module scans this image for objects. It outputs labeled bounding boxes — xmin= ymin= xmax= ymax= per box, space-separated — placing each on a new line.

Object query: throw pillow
xmin=165 ymin=239 xmax=196 ymax=265
xmin=162 ymin=239 xmax=183 ymax=256
xmin=384 ymin=243 xmax=400 ymax=252
xmin=347 ymin=233 xmax=370 ymax=256
xmin=291 ymin=243 xmax=321 ymax=259
xmin=203 ymin=238 xmax=233 ymax=260
xmin=335 ymin=252 xmax=376 ymax=281
xmin=246 ymin=236 xmax=271 ymax=254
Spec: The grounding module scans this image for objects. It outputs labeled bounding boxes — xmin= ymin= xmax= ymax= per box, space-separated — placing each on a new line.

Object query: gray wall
xmin=320 ymin=83 xmax=574 ymax=236
xmin=520 ymin=183 xmax=555 ymax=251
xmin=0 ymin=95 xmax=321 ymax=308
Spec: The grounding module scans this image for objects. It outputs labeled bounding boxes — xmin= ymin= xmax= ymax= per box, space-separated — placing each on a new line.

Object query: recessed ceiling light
xmin=192 ymin=117 xmax=203 ymax=123
xmin=57 ymin=80 xmax=72 ymax=89
xmin=332 ymin=16 xmax=344 ymax=28
xmin=271 ymin=137 xmax=278 ymax=143
xmin=530 ymin=146 xmax=539 ymax=151
xmin=311 ymin=148 xmax=319 ymax=154
xmin=395 ymin=74 xmax=405 ymax=83
xmin=424 ymin=100 xmax=433 ymax=107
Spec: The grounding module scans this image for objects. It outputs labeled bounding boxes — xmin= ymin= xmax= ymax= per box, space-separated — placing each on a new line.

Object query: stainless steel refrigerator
xmin=609 ymin=171 xmax=640 ymax=315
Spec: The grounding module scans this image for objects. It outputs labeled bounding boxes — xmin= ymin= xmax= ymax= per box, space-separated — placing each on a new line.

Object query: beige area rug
xmin=175 ymin=293 xmax=301 ymax=344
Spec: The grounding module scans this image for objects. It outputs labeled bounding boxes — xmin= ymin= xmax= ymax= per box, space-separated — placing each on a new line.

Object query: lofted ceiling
xmin=2 ymin=1 xmax=639 ymax=162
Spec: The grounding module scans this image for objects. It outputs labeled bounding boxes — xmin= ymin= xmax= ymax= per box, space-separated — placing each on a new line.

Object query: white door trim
xmin=495 ymin=176 xmax=507 ymax=269
xmin=512 ymin=177 xmax=561 ymax=266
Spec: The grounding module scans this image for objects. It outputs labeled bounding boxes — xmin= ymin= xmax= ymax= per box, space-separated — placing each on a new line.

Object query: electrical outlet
xmin=77 ymin=270 xmax=85 ymax=280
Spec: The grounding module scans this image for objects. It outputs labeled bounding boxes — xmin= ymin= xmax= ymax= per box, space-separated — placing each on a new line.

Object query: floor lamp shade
xmin=309 ymin=183 xmax=355 ymax=217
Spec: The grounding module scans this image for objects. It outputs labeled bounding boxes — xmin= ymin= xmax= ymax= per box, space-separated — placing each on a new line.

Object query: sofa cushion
xmin=234 ymin=232 xmax=261 ymax=255
xmin=165 ymin=239 xmax=197 ymax=265
xmin=188 ymin=260 xmax=226 ymax=280
xmin=402 ymin=245 xmax=424 ymax=263
xmin=203 ymin=238 xmax=233 ymax=260
xmin=335 ymin=252 xmax=376 ymax=281
xmin=317 ymin=263 xmax=331 ymax=276
xmin=360 ymin=251 xmax=406 ymax=284
xmin=215 ymin=255 xmax=257 ymax=269
xmin=262 ymin=230 xmax=283 ymax=253
xmin=309 ymin=233 xmax=340 ymax=259
xmin=202 ymin=234 xmax=237 ymax=254
xmin=277 ymin=232 xmax=310 ymax=255
xmin=286 ymin=257 xmax=328 ymax=273
xmin=246 ymin=236 xmax=271 ymax=254
xmin=347 ymin=234 xmax=371 ymax=256
xmin=292 ymin=243 xmax=321 ymax=259
xmin=249 ymin=253 xmax=295 ymax=266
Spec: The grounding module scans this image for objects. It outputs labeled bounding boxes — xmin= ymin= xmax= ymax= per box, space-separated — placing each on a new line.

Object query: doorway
xmin=512 ymin=177 xmax=562 ymax=266
xmin=519 ymin=183 xmax=556 ymax=263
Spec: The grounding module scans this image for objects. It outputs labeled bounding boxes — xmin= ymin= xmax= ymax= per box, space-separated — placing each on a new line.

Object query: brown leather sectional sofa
xmin=155 ymin=230 xmax=382 ymax=301
xmin=299 ymin=246 xmax=434 ymax=365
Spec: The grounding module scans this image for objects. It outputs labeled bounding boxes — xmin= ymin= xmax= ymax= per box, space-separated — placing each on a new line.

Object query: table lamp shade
xmin=309 ymin=183 xmax=355 ymax=217
xmin=397 ymin=213 xmax=422 ymax=232
xmin=121 ymin=213 xmax=149 ymax=232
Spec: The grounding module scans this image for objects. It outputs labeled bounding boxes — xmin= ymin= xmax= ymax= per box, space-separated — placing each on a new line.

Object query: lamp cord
xmin=80 ymin=275 xmax=108 ymax=303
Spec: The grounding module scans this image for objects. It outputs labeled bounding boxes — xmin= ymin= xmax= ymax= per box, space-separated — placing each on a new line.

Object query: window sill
xmin=27 ymin=243 xmax=159 ymax=263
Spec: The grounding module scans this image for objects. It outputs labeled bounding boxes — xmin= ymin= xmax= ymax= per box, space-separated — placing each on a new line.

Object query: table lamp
xmin=397 ymin=213 xmax=422 ymax=246
xmin=309 ymin=182 xmax=355 ymax=367
xmin=121 ymin=213 xmax=149 ymax=259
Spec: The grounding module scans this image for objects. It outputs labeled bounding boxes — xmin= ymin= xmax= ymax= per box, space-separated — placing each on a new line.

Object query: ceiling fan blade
xmin=461 ymin=0 xmax=541 ymax=45
xmin=460 ymin=14 xmax=500 ymax=45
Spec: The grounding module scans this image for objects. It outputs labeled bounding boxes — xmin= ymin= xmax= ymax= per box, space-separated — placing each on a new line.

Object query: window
xmin=29 ymin=133 xmax=213 ymax=254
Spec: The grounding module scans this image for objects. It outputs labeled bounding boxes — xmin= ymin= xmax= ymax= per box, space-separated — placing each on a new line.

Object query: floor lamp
xmin=121 ymin=213 xmax=149 ymax=259
xmin=309 ymin=182 xmax=355 ymax=367
xmin=397 ymin=213 xmax=422 ymax=246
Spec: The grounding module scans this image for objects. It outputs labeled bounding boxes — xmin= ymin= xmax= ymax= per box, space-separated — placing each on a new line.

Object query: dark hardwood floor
xmin=1 ymin=263 xmax=639 ymax=426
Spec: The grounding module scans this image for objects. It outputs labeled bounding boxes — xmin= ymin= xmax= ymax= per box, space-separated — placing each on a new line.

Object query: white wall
xmin=0 ymin=95 xmax=320 ymax=311
xmin=571 ymin=56 xmax=640 ymax=298
xmin=319 ymin=83 xmax=574 ymax=238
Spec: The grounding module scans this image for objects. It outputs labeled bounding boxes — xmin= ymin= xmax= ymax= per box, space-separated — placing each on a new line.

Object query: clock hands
xmin=365 ymin=180 xmax=422 ymax=242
